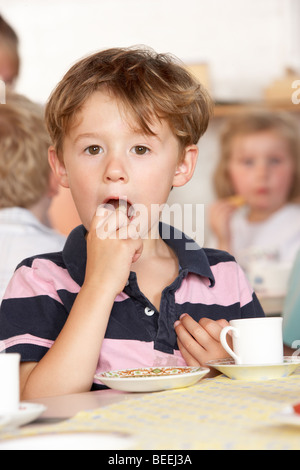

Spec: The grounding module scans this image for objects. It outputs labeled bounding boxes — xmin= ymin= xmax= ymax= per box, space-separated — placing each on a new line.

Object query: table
xmin=28 ymin=388 xmax=144 ymax=422
xmin=2 ymin=372 xmax=300 ymax=450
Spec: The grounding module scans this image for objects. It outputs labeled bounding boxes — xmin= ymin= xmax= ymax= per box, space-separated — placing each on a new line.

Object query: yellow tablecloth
xmin=3 ymin=373 xmax=300 ymax=449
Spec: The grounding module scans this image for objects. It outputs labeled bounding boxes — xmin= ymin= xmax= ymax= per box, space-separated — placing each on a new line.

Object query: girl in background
xmin=209 ymin=110 xmax=300 ymax=274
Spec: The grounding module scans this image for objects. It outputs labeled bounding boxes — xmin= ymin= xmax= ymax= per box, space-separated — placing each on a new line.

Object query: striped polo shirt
xmin=0 ymin=223 xmax=264 ymax=389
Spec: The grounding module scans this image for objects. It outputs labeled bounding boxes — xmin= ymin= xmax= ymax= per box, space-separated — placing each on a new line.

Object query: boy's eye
xmin=131 ymin=145 xmax=150 ymax=155
xmin=85 ymin=145 xmax=103 ymax=155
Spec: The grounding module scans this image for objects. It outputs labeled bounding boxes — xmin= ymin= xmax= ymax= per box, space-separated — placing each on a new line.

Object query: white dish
xmin=0 ymin=431 xmax=135 ymax=450
xmin=206 ymin=356 xmax=300 ymax=381
xmin=274 ymin=405 xmax=300 ymax=427
xmin=0 ymin=402 xmax=46 ymax=430
xmin=95 ymin=366 xmax=209 ymax=392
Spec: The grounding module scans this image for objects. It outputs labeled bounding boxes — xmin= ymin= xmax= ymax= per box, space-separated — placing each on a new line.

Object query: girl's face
xmin=227 ymin=130 xmax=295 ymax=218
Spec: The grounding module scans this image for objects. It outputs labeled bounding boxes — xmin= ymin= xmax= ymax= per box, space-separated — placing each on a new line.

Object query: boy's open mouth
xmin=103 ymin=198 xmax=134 ymax=219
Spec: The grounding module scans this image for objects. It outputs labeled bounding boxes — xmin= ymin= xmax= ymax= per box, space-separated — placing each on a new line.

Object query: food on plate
xmin=101 ymin=366 xmax=201 ymax=379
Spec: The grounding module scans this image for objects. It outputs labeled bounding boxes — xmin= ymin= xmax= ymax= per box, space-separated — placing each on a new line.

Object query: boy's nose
xmin=103 ymin=157 xmax=128 ymax=183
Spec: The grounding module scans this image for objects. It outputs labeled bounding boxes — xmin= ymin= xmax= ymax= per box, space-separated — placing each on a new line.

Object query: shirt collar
xmin=159 ymin=223 xmax=215 ymax=286
xmin=62 ymin=224 xmax=87 ymax=287
xmin=63 ymin=223 xmax=215 ymax=287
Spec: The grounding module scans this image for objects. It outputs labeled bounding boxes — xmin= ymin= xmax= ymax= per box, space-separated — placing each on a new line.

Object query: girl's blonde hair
xmin=214 ymin=110 xmax=300 ymax=201
xmin=0 ymin=92 xmax=51 ymax=208
xmin=45 ymin=46 xmax=213 ymax=159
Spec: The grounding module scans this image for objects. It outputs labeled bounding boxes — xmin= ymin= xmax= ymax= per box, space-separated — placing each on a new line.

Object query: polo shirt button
xmin=144 ymin=307 xmax=155 ymax=316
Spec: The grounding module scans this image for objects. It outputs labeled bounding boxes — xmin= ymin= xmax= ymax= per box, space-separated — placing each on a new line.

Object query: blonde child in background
xmin=0 ymin=15 xmax=20 ymax=86
xmin=0 ymin=92 xmax=66 ymax=301
xmin=209 ymin=111 xmax=300 ymax=279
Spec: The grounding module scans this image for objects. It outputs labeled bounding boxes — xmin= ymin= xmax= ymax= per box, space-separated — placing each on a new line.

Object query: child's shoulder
xmin=202 ymin=247 xmax=236 ymax=267
xmin=15 ymin=224 xmax=85 ymax=272
xmin=16 ymin=250 xmax=65 ymax=270
xmin=280 ymin=203 xmax=300 ymax=217
xmin=2 ymin=250 xmax=72 ymax=304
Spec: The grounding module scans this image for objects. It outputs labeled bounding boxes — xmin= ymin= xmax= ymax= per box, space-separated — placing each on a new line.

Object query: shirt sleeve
xmin=0 ymin=256 xmax=70 ymax=362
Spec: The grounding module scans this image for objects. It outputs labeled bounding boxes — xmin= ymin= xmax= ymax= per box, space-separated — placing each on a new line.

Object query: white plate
xmin=206 ymin=356 xmax=300 ymax=381
xmin=95 ymin=366 xmax=209 ymax=392
xmin=0 ymin=402 xmax=46 ymax=430
xmin=274 ymin=405 xmax=300 ymax=427
xmin=0 ymin=431 xmax=135 ymax=450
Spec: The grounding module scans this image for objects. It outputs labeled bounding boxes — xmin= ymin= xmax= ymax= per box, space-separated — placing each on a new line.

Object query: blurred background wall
xmin=0 ymin=0 xmax=299 ymax=239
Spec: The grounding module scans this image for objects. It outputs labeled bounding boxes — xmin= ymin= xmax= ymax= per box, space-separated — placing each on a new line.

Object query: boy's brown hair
xmin=0 ymin=92 xmax=51 ymax=208
xmin=213 ymin=110 xmax=300 ymax=201
xmin=45 ymin=46 xmax=213 ymax=159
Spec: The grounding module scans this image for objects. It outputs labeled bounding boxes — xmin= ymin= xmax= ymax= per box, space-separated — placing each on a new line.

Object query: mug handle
xmin=220 ymin=326 xmax=241 ymax=364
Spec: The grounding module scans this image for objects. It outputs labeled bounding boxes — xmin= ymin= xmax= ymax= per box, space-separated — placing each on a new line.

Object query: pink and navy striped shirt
xmin=0 ymin=224 xmax=264 ymax=389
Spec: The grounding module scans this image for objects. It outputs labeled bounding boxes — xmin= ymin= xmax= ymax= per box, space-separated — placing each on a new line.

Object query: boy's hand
xmin=84 ymin=205 xmax=143 ymax=296
xmin=174 ymin=314 xmax=231 ymax=376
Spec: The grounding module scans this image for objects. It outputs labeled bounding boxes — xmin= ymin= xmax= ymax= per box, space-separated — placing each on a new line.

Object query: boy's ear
xmin=48 ymin=146 xmax=69 ymax=189
xmin=46 ymin=171 xmax=60 ymax=198
xmin=172 ymin=145 xmax=198 ymax=188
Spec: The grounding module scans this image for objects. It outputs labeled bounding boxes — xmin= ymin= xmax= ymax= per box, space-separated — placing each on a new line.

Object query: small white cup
xmin=0 ymin=353 xmax=20 ymax=414
xmin=220 ymin=317 xmax=283 ymax=365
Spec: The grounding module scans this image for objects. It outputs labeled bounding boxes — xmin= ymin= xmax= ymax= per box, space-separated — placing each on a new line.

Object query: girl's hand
xmin=174 ymin=314 xmax=232 ymax=376
xmin=85 ymin=205 xmax=143 ymax=296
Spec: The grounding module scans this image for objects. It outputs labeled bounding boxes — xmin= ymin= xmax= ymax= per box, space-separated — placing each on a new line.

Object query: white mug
xmin=220 ymin=317 xmax=283 ymax=365
xmin=0 ymin=353 xmax=20 ymax=414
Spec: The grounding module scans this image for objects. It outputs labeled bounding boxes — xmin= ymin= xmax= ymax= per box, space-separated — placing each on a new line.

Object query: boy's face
xmin=49 ymin=90 xmax=197 ymax=233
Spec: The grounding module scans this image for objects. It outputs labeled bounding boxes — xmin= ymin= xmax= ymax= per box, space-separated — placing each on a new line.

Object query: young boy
xmin=0 ymin=47 xmax=264 ymax=399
